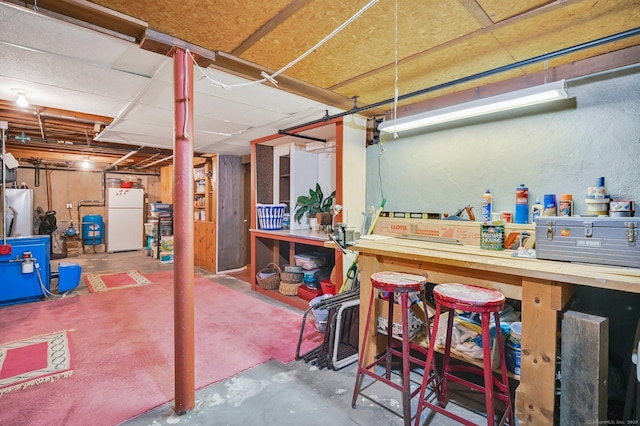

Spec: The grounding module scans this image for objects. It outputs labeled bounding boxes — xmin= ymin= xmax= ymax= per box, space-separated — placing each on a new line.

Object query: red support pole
xmin=172 ymin=47 xmax=195 ymax=415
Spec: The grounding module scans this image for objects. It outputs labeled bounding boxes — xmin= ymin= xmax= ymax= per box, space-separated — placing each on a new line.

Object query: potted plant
xmin=293 ymin=183 xmax=336 ymax=225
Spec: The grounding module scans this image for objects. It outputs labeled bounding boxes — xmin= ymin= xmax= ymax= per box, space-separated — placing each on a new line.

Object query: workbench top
xmin=349 ymin=236 xmax=640 ymax=294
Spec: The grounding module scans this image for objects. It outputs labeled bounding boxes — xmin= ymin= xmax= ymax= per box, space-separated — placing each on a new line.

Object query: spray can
xmin=531 ymin=199 xmax=543 ymax=223
xmin=482 ymin=189 xmax=492 ymax=222
xmin=559 ymin=194 xmax=573 ymax=216
xmin=543 ymin=194 xmax=557 ymax=216
xmin=514 ymin=184 xmax=529 ymax=224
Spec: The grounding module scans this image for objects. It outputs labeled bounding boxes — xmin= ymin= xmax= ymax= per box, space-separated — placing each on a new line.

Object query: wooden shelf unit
xmin=193 ymin=157 xmax=213 ymax=222
xmin=253 ymin=229 xmax=334 ymax=310
xmin=160 ymin=154 xmax=245 ymax=274
xmin=278 ymin=154 xmax=290 ymax=206
xmin=250 ymin=116 xmax=367 ymax=309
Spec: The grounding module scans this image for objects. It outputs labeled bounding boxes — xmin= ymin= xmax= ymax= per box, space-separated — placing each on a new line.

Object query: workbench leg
xmin=358 ymin=255 xmax=380 ymax=368
xmin=516 ymin=278 xmax=559 ymax=425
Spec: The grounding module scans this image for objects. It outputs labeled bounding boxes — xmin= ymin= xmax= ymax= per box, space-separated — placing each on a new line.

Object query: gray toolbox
xmin=535 ymin=216 xmax=640 ymax=268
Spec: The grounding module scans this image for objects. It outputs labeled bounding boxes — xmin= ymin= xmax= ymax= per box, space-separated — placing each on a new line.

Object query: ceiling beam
xmin=3 ymin=0 xmax=148 ymax=42
xmin=231 ymin=0 xmax=313 ymax=56
xmin=459 ymin=0 xmax=494 ymax=27
xmin=140 ymin=28 xmax=216 ymax=68
xmin=391 ymin=45 xmax=640 ymax=120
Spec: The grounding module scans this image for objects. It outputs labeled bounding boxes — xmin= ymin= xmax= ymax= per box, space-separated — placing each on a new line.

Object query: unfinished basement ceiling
xmin=0 ymin=0 xmax=639 ymax=171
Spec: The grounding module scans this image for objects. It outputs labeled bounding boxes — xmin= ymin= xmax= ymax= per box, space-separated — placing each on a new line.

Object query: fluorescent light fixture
xmin=378 ymin=80 xmax=568 ymax=133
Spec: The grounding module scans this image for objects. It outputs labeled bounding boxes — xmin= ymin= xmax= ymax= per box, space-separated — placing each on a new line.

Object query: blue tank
xmin=82 ymin=214 xmax=103 ymax=245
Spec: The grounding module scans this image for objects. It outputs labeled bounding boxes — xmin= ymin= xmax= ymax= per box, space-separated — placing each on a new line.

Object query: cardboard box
xmin=376 ymin=298 xmax=425 ymax=340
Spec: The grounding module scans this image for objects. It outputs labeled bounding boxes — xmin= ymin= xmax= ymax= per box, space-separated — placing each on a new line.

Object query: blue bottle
xmin=482 ymin=189 xmax=492 ymax=222
xmin=514 ymin=184 xmax=529 ymax=224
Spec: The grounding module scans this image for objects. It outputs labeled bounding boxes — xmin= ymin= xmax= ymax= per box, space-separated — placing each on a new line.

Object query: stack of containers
xmin=610 ymin=200 xmax=635 ymax=217
xmin=585 ymin=177 xmax=610 ymax=216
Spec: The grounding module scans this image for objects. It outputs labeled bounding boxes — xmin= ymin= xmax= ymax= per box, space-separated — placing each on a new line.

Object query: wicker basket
xmin=280 ymin=270 xmax=304 ymax=284
xmin=279 ymin=281 xmax=302 ymax=296
xmin=256 ymin=263 xmax=281 ymax=290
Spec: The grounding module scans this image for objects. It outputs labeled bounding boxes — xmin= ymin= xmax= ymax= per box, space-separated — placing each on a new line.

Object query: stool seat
xmin=371 ymin=271 xmax=426 ymax=293
xmin=434 ymin=283 xmax=505 ymax=308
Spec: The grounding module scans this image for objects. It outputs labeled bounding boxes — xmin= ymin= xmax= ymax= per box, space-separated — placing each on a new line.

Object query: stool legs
xmin=414 ymin=302 xmax=444 ymax=425
xmin=415 ymin=306 xmax=514 ymax=425
xmin=352 ymin=286 xmax=437 ymax=426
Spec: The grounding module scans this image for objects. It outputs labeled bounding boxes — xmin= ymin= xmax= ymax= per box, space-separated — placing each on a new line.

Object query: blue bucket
xmin=82 ymin=214 xmax=103 ymax=245
xmin=58 ymin=262 xmax=82 ymax=292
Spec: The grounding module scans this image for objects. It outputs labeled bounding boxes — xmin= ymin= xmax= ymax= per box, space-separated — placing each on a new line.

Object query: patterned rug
xmin=84 ymin=270 xmax=152 ymax=293
xmin=0 ymin=331 xmax=73 ymax=396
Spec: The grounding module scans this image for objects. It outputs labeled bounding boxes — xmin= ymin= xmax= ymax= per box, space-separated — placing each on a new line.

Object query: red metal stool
xmin=352 ymin=271 xmax=439 ymax=426
xmin=414 ymin=283 xmax=514 ymax=426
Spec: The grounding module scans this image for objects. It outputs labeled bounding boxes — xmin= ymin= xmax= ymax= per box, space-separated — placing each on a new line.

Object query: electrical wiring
xmin=35 ymin=260 xmax=69 ymax=299
xmin=190 ymin=0 xmax=380 ymax=90
xmin=391 ymin=0 xmax=399 ymax=140
xmin=183 ymin=50 xmax=190 ymax=139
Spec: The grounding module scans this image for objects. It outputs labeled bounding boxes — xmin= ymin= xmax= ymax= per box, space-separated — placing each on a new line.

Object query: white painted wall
xmin=366 ymin=68 xmax=640 ymax=220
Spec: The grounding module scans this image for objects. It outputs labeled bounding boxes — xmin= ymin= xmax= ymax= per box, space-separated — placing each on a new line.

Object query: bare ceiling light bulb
xmin=11 ymin=89 xmax=31 ymax=108
xmin=81 ymin=159 xmax=91 ymax=170
xmin=16 ymin=94 xmax=29 ymax=107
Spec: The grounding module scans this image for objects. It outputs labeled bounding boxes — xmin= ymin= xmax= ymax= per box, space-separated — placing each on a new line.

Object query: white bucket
xmin=309 ymin=295 xmax=332 ymax=333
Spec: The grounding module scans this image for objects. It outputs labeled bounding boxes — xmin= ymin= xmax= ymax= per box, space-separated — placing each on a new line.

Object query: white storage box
xmin=376 ymin=299 xmax=424 ymax=340
xmin=294 ymin=252 xmax=328 ymax=270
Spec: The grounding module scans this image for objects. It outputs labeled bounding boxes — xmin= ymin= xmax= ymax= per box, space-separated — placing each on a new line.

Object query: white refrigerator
xmin=106 ymin=188 xmax=144 ymax=252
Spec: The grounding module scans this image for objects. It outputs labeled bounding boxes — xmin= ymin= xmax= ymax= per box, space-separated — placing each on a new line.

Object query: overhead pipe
xmin=277 ymin=130 xmax=327 ymax=143
xmin=279 ymin=27 xmax=640 ymax=134
xmin=138 ymin=154 xmax=174 ymax=169
xmin=106 ymin=147 xmax=142 ymax=170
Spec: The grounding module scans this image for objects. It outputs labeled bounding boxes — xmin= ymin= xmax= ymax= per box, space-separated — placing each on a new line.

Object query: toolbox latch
xmin=625 ymin=222 xmax=637 ymax=246
xmin=546 ymin=221 xmax=555 ymax=240
xmin=584 ymin=222 xmax=593 ymax=237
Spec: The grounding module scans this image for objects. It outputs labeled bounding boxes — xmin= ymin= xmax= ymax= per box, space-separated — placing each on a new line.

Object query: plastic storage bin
xmin=256 ymin=203 xmax=286 ymax=230
xmin=58 ymin=262 xmax=82 ymax=292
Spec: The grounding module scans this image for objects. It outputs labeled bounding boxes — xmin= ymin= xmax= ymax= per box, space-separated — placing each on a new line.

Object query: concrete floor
xmin=59 ymin=250 xmax=510 ymax=426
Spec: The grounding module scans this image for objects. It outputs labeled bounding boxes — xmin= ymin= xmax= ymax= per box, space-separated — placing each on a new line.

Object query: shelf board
xmin=413 ymin=333 xmax=520 ymax=381
xmin=254 ymin=286 xmax=309 ymax=311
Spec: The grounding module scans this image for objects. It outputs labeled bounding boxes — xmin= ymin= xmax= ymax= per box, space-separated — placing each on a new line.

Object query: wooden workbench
xmin=346 ymin=236 xmax=640 ymax=425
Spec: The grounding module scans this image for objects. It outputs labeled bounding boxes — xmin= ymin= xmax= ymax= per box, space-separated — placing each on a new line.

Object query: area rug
xmin=83 ymin=269 xmax=152 ymax=293
xmin=0 ymin=271 xmax=323 ymax=426
xmin=0 ymin=330 xmax=73 ymax=396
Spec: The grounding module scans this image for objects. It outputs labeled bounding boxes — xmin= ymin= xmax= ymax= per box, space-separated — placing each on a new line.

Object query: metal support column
xmin=172 ymin=47 xmax=195 ymax=414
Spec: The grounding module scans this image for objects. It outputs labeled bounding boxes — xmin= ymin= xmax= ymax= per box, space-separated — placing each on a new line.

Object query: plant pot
xmin=316 ymin=212 xmax=332 ymax=225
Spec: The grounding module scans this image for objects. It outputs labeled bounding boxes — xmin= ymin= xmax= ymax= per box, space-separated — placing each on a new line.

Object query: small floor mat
xmin=84 ymin=270 xmax=152 ymax=293
xmin=0 ymin=331 xmax=73 ymax=396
